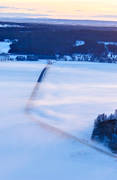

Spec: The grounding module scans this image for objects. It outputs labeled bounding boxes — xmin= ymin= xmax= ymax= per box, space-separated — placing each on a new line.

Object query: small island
xmin=91 ymin=110 xmax=117 ymax=153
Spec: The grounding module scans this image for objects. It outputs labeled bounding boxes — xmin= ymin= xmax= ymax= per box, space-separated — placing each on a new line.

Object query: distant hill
xmin=0 ymin=22 xmax=117 ymax=61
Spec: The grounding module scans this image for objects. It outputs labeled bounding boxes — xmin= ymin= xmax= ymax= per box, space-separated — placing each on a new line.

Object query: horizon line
xmin=0 ymin=17 xmax=117 ymax=27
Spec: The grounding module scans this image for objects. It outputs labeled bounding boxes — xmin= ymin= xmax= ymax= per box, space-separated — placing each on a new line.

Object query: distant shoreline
xmin=0 ymin=18 xmax=117 ymax=28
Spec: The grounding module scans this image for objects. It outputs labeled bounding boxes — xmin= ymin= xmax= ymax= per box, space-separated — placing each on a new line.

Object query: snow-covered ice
xmin=0 ymin=61 xmax=117 ymax=180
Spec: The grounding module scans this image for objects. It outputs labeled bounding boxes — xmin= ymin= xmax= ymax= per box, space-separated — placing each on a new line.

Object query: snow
xmin=98 ymin=41 xmax=117 ymax=46
xmin=63 ymin=55 xmax=73 ymax=61
xmin=72 ymin=53 xmax=92 ymax=61
xmin=0 ymin=24 xmax=24 ymax=28
xmin=0 ymin=40 xmax=12 ymax=53
xmin=75 ymin=40 xmax=85 ymax=47
xmin=0 ymin=61 xmax=117 ymax=180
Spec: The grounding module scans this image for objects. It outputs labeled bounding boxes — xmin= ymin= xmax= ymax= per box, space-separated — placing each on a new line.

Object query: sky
xmin=0 ymin=0 xmax=117 ymax=21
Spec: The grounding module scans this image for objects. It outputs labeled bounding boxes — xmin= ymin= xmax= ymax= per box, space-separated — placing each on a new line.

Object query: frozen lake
xmin=0 ymin=61 xmax=117 ymax=180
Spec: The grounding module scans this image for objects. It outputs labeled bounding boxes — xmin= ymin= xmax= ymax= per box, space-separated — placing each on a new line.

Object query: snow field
xmin=0 ymin=61 xmax=117 ymax=180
